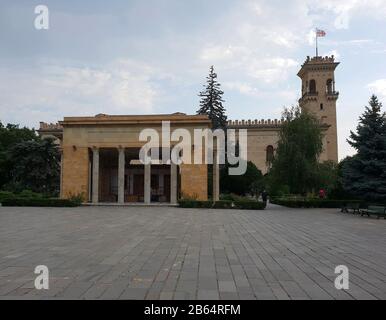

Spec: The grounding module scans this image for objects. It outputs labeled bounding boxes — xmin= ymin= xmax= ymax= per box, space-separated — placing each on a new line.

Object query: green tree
xmin=328 ymin=157 xmax=354 ymax=200
xmin=197 ymin=65 xmax=227 ymax=129
xmin=220 ymin=161 xmax=263 ymax=196
xmin=269 ymin=106 xmax=323 ymax=195
xmin=6 ymin=138 xmax=60 ymax=195
xmin=316 ymin=160 xmax=339 ymax=196
xmin=342 ymin=95 xmax=386 ymax=202
xmin=0 ymin=122 xmax=38 ymax=188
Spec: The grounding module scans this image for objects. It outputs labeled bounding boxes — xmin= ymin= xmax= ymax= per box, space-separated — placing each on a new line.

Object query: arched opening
xmin=326 ymin=79 xmax=333 ymax=94
xmin=309 ymin=79 xmax=316 ymax=94
xmin=266 ymin=145 xmax=274 ymax=163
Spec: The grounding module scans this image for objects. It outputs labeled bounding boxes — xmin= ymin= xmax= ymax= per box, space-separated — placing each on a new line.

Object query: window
xmin=326 ymin=79 xmax=333 ymax=94
xmin=320 ymin=103 xmax=324 ymax=110
xmin=266 ymin=145 xmax=274 ymax=163
xmin=309 ymin=79 xmax=316 ymax=94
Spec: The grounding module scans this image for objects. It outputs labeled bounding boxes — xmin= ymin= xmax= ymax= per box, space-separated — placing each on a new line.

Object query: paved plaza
xmin=0 ymin=204 xmax=385 ymax=300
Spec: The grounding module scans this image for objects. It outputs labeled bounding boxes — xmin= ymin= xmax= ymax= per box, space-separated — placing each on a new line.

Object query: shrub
xmin=270 ymin=198 xmax=364 ymax=208
xmin=220 ymin=161 xmax=264 ymax=196
xmin=178 ymin=199 xmax=266 ymax=210
xmin=0 ymin=190 xmax=45 ymax=202
xmin=220 ymin=193 xmax=247 ymax=202
xmin=212 ymin=200 xmax=233 ymax=209
xmin=68 ymin=192 xmax=86 ymax=205
xmin=0 ymin=197 xmax=80 ymax=207
xmin=178 ymin=200 xmax=213 ymax=208
xmin=18 ymin=190 xmax=44 ymax=198
xmin=234 ymin=200 xmax=266 ymax=210
xmin=0 ymin=191 xmax=15 ymax=202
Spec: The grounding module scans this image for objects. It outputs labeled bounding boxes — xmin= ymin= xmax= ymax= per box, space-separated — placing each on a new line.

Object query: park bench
xmin=341 ymin=202 xmax=360 ymax=214
xmin=361 ymin=206 xmax=386 ymax=219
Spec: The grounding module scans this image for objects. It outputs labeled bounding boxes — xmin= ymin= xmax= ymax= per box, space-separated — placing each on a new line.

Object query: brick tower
xmin=298 ymin=55 xmax=339 ymax=162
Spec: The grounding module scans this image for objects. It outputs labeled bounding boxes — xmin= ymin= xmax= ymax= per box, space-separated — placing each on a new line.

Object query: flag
xmin=316 ymin=29 xmax=326 ymax=37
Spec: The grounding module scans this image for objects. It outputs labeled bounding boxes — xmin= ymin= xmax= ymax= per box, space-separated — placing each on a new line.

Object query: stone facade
xmin=48 ymin=113 xmax=212 ymax=203
xmin=227 ymin=55 xmax=339 ymax=173
xmin=38 ymin=55 xmax=340 ymax=201
xmin=61 ymin=146 xmax=89 ymax=198
xmin=298 ymin=56 xmax=339 ymax=162
xmin=180 ymin=164 xmax=208 ymax=200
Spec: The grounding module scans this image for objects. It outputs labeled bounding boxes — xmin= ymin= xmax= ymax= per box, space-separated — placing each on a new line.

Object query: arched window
xmin=266 ymin=145 xmax=274 ymax=163
xmin=309 ymin=79 xmax=316 ymax=94
xmin=326 ymin=79 xmax=333 ymax=94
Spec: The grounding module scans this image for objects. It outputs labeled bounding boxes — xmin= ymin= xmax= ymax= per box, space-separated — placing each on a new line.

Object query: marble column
xmin=212 ymin=148 xmax=220 ymax=201
xmin=59 ymin=148 xmax=63 ymax=198
xmin=92 ymin=147 xmax=99 ymax=203
xmin=118 ymin=147 xmax=125 ymax=204
xmin=129 ymin=173 xmax=134 ymax=195
xmin=144 ymin=162 xmax=151 ymax=204
xmin=170 ymin=162 xmax=177 ymax=204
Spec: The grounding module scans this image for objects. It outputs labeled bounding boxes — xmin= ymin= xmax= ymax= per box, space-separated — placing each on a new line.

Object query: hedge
xmin=0 ymin=197 xmax=81 ymax=207
xmin=234 ymin=200 xmax=266 ymax=210
xmin=178 ymin=200 xmax=266 ymax=210
xmin=212 ymin=200 xmax=233 ymax=209
xmin=178 ymin=200 xmax=213 ymax=208
xmin=270 ymin=198 xmax=364 ymax=208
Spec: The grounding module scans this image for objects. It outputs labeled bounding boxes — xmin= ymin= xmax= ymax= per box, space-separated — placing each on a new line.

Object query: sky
xmin=0 ymin=0 xmax=386 ymax=160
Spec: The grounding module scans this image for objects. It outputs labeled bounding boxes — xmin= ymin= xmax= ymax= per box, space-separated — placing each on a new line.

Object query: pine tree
xmin=197 ymin=66 xmax=227 ymax=129
xmin=342 ymin=95 xmax=386 ymax=202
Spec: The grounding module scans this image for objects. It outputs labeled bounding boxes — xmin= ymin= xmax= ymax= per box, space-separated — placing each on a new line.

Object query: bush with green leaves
xmin=178 ymin=199 xmax=266 ymax=210
xmin=220 ymin=193 xmax=247 ymax=201
xmin=178 ymin=200 xmax=213 ymax=208
xmin=67 ymin=192 xmax=86 ymax=206
xmin=220 ymin=161 xmax=264 ymax=196
xmin=212 ymin=200 xmax=233 ymax=209
xmin=1 ymin=197 xmax=80 ymax=207
xmin=270 ymin=198 xmax=365 ymax=209
xmin=0 ymin=191 xmax=15 ymax=201
xmin=233 ymin=200 xmax=266 ymax=210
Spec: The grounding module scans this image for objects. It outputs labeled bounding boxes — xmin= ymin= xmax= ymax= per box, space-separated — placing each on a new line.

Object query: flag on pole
xmin=315 ymin=28 xmax=326 ymax=56
xmin=316 ymin=29 xmax=326 ymax=37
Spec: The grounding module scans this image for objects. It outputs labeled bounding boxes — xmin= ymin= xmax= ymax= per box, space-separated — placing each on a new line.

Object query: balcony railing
xmin=300 ymin=92 xmax=318 ymax=101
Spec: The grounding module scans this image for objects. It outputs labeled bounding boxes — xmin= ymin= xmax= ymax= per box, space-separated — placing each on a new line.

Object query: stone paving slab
xmin=0 ymin=204 xmax=385 ymax=300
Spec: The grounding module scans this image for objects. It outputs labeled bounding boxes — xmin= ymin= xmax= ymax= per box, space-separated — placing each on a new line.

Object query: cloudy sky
xmin=1 ymin=0 xmax=386 ymax=159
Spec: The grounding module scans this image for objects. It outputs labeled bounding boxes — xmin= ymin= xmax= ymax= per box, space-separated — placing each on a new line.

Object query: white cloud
xmin=223 ymin=81 xmax=261 ymax=97
xmin=367 ymin=79 xmax=386 ymax=99
xmin=200 ymin=45 xmax=247 ymax=64
xmin=248 ymin=58 xmax=299 ymax=83
xmin=312 ymin=0 xmax=386 ymax=29
xmin=0 ymin=59 xmax=160 ymax=127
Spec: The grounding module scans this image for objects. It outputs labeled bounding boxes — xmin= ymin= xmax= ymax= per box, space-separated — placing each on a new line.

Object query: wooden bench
xmin=341 ymin=202 xmax=360 ymax=214
xmin=361 ymin=206 xmax=386 ymax=219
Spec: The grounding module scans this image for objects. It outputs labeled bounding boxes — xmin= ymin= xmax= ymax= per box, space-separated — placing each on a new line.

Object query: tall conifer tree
xmin=342 ymin=95 xmax=386 ymax=202
xmin=197 ymin=66 xmax=227 ymax=129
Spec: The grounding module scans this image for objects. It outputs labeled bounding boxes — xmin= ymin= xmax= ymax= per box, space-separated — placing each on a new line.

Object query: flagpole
xmin=315 ymin=28 xmax=318 ymax=57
